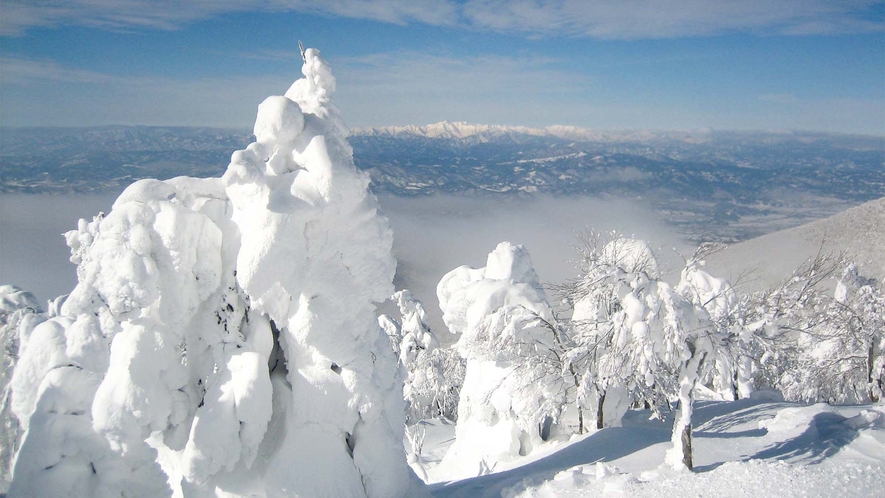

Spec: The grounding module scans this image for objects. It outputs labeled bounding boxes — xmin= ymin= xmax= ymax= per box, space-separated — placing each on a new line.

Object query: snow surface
xmin=423 ymin=399 xmax=885 ymax=497
xmin=706 ymin=197 xmax=885 ymax=293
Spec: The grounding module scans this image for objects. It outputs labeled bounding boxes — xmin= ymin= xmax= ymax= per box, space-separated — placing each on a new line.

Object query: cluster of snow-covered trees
xmin=378 ymin=289 xmax=463 ymax=424
xmin=416 ymin=232 xmax=884 ymax=475
xmin=1 ymin=46 xmax=882 ymax=494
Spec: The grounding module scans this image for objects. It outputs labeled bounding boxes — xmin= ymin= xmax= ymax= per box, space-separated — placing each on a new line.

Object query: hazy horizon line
xmin=1 ymin=122 xmax=883 ymax=139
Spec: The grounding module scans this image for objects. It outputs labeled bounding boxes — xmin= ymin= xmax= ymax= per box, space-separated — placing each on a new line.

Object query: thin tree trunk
xmin=681 ymin=423 xmax=693 ymax=470
xmin=568 ymin=363 xmax=584 ymax=434
xmin=870 ymin=344 xmax=880 ymax=403
xmin=597 ymin=390 xmax=606 ymax=429
xmin=667 ymin=346 xmax=705 ymax=471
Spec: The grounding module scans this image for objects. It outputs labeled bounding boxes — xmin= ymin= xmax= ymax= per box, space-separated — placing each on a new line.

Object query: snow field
xmin=422 ymin=400 xmax=885 ymax=497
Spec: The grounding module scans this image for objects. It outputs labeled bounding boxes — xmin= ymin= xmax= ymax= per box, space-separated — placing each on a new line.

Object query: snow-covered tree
xmin=389 ymin=290 xmax=445 ymax=423
xmin=379 ymin=290 xmax=463 ymax=423
xmin=428 ymin=346 xmax=467 ymax=422
xmin=676 ymin=244 xmax=754 ymax=401
xmin=832 ymin=264 xmax=885 ymax=402
xmin=559 ymin=233 xmax=726 ymax=470
xmin=436 ymin=242 xmax=567 ymax=478
xmin=9 ymin=48 xmax=423 ymax=497
xmin=0 ymin=285 xmax=46 ymax=484
xmin=556 ymin=233 xmax=662 ymax=429
xmin=755 ymin=256 xmax=885 ymax=404
xmin=397 ymin=291 xmax=469 ymax=422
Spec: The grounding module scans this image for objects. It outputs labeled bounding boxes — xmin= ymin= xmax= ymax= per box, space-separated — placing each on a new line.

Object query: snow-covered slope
xmin=704 ymin=197 xmax=885 ymax=292
xmin=421 ymin=399 xmax=885 ymax=497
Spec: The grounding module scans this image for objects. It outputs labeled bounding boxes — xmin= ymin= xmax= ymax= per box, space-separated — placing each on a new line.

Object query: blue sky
xmin=1 ymin=1 xmax=883 ymax=133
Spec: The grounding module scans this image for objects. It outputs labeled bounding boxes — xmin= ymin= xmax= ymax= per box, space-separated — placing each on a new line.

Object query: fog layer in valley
xmin=382 ymin=194 xmax=690 ymax=340
xmin=0 ymin=193 xmax=120 ymax=304
xmin=0 ymin=193 xmax=688 ymax=337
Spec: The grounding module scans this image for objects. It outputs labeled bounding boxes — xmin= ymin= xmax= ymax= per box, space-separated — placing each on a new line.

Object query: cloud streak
xmin=0 ymin=55 xmax=292 ymax=127
xmin=2 ymin=0 xmax=881 ymax=38
xmin=0 ymin=56 xmax=122 ymax=85
xmin=2 ymin=51 xmax=590 ymax=127
xmin=463 ymin=0 xmax=884 ymax=39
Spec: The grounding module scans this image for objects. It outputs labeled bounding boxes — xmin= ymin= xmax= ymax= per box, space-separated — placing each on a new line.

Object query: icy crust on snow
xmin=436 ymin=242 xmax=558 ymax=479
xmin=9 ymin=49 xmax=418 ymax=498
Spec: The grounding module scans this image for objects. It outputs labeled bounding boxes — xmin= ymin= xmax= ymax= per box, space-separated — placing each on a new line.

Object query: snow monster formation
xmin=436 ymin=242 xmax=560 ymax=478
xmin=9 ymin=49 xmax=422 ymax=497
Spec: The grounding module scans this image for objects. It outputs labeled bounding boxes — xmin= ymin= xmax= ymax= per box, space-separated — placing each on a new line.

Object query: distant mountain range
xmin=354 ymin=121 xmax=716 ymax=143
xmin=2 ymin=123 xmax=883 ymax=242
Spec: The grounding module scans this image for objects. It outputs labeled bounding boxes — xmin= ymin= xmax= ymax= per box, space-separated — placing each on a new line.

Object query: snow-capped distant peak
xmin=352 ymin=121 xmax=543 ymax=140
xmin=351 ymin=121 xmax=713 ymax=143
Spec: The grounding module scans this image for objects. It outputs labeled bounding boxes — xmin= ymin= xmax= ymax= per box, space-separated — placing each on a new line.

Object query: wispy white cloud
xmin=1 ymin=0 xmax=881 ymax=38
xmin=0 ymin=55 xmax=292 ymax=127
xmin=0 ymin=56 xmax=122 ymax=84
xmin=0 ymin=51 xmax=594 ymax=128
xmin=462 ymin=0 xmax=884 ymax=39
xmin=3 ymin=53 xmax=883 ymax=134
xmin=232 ymin=50 xmax=304 ymax=63
xmin=0 ymin=0 xmax=457 ymax=36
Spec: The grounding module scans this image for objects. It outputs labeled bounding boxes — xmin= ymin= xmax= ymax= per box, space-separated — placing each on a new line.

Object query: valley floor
xmin=416 ymin=398 xmax=885 ymax=497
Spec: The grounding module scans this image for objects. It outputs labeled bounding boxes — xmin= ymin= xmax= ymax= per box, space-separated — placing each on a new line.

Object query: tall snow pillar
xmin=223 ymin=48 xmax=418 ymax=497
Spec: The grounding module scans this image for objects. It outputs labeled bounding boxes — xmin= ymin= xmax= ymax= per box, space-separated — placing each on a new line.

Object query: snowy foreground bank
xmin=422 ymin=398 xmax=885 ymax=497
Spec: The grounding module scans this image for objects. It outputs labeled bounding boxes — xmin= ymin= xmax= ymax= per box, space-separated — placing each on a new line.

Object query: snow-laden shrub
xmin=8 ymin=48 xmax=423 ymax=497
xmin=393 ymin=290 xmax=445 ymax=423
xmin=379 ymin=290 xmax=463 ymax=423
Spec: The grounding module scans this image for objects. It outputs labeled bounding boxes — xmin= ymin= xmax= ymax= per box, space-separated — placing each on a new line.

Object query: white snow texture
xmin=8 ymin=49 xmax=421 ymax=498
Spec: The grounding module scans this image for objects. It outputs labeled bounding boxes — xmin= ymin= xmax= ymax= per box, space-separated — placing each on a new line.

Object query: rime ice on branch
xmin=9 ymin=48 xmax=421 ymax=497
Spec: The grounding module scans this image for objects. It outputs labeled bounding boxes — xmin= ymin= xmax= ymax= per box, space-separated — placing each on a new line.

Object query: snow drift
xmin=8 ymin=48 xmax=421 ymax=497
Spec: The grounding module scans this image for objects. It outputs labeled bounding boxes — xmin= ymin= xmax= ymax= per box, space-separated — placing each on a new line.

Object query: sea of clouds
xmin=1 ymin=193 xmax=690 ymax=338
